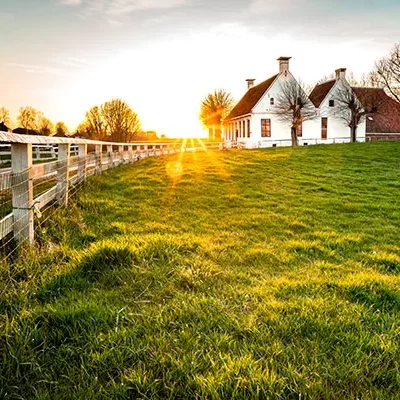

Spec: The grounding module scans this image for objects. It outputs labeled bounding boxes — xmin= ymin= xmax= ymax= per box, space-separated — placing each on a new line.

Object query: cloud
xmin=249 ymin=0 xmax=304 ymax=14
xmin=53 ymin=56 xmax=90 ymax=68
xmin=6 ymin=62 xmax=65 ymax=76
xmin=106 ymin=0 xmax=187 ymax=14
xmin=60 ymin=0 xmax=82 ymax=5
xmin=72 ymin=0 xmax=187 ymax=16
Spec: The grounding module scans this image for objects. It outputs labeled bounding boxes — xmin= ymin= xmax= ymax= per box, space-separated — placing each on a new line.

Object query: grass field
xmin=1 ymin=142 xmax=400 ymax=399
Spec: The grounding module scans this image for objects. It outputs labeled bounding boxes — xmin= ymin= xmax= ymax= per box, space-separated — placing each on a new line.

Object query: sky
xmin=0 ymin=0 xmax=399 ymax=138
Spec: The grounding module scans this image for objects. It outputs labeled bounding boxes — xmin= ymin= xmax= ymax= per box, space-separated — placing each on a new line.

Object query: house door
xmin=321 ymin=118 xmax=328 ymax=139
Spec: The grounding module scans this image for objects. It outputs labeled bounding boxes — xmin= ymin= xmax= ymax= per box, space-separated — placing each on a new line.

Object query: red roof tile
xmin=309 ymin=80 xmax=336 ymax=107
xmin=225 ymin=74 xmax=279 ymax=120
xmin=353 ymin=87 xmax=400 ymax=134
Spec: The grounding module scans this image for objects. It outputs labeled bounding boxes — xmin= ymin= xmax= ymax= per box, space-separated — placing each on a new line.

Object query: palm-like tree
xmin=200 ymin=89 xmax=234 ymax=141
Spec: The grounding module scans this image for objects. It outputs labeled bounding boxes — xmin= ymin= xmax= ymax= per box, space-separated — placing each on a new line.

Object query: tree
xmin=101 ymin=99 xmax=142 ymax=142
xmin=84 ymin=105 xmax=106 ymax=140
xmin=37 ymin=113 xmax=54 ymax=136
xmin=333 ymin=85 xmax=384 ymax=142
xmin=55 ymin=122 xmax=68 ymax=137
xmin=78 ymin=100 xmax=142 ymax=142
xmin=0 ymin=107 xmax=11 ymax=126
xmin=200 ymin=89 xmax=234 ymax=141
xmin=372 ymin=42 xmax=400 ymax=102
xmin=143 ymin=130 xmax=158 ymax=140
xmin=17 ymin=106 xmax=38 ymax=133
xmin=273 ymin=79 xmax=316 ymax=146
xmin=316 ymin=71 xmax=376 ymax=88
xmin=75 ymin=121 xmax=92 ymax=139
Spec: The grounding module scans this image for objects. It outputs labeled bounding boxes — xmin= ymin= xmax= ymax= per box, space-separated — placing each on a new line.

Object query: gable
xmin=309 ymin=80 xmax=336 ymax=108
xmin=0 ymin=122 xmax=10 ymax=132
xmin=226 ymin=74 xmax=279 ymax=120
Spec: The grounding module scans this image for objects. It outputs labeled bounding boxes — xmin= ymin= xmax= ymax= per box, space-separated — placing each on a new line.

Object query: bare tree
xmin=17 ymin=107 xmax=38 ymax=133
xmin=333 ymin=86 xmax=384 ymax=142
xmin=75 ymin=121 xmax=93 ymax=139
xmin=200 ymin=89 xmax=234 ymax=141
xmin=273 ymin=79 xmax=316 ymax=146
xmin=317 ymin=73 xmax=335 ymax=85
xmin=78 ymin=100 xmax=142 ymax=141
xmin=373 ymin=42 xmax=400 ymax=102
xmin=37 ymin=113 xmax=54 ymax=136
xmin=316 ymin=71 xmax=374 ymax=87
xmin=84 ymin=106 xmax=106 ymax=140
xmin=0 ymin=107 xmax=11 ymax=126
xmin=101 ymin=99 xmax=141 ymax=142
xmin=55 ymin=122 xmax=69 ymax=137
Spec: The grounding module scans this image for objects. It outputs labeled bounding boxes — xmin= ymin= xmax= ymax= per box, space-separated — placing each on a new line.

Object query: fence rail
xmin=0 ymin=132 xmax=207 ymax=251
xmin=0 ymin=144 xmax=79 ymax=164
xmin=223 ymin=136 xmax=360 ymax=149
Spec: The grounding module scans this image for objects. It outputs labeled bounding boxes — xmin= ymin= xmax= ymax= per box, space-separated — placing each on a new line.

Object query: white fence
xmin=223 ymin=137 xmax=359 ymax=149
xmin=0 ymin=144 xmax=79 ymax=164
xmin=0 ymin=132 xmax=200 ymax=249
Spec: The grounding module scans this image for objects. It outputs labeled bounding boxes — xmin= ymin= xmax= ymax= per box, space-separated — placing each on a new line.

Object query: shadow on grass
xmin=37 ymin=236 xmax=200 ymax=303
xmin=0 ymin=305 xmax=115 ymax=398
xmin=346 ymin=282 xmax=400 ymax=313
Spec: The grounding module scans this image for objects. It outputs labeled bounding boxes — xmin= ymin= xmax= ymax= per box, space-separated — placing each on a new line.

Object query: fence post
xmin=11 ymin=144 xmax=34 ymax=244
xmin=128 ymin=145 xmax=133 ymax=163
xmin=118 ymin=145 xmax=124 ymax=165
xmin=51 ymin=145 xmax=57 ymax=159
xmin=78 ymin=144 xmax=87 ymax=183
xmin=34 ymin=146 xmax=40 ymax=161
xmin=57 ymin=144 xmax=70 ymax=207
xmin=107 ymin=145 xmax=113 ymax=168
xmin=95 ymin=144 xmax=102 ymax=174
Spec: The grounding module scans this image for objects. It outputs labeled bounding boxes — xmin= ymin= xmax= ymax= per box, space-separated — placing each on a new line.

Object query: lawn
xmin=1 ymin=142 xmax=400 ymax=399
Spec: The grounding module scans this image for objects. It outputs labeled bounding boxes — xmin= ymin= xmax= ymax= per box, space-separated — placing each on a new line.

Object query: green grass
xmin=1 ymin=142 xmax=400 ymax=399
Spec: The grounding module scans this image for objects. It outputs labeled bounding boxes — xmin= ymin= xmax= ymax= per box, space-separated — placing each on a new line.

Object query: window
xmin=261 ymin=119 xmax=271 ymax=137
xmin=247 ymin=120 xmax=251 ymax=138
xmin=270 ymin=98 xmax=275 ymax=106
xmin=329 ymin=99 xmax=335 ymax=107
xmin=321 ymin=117 xmax=328 ymax=139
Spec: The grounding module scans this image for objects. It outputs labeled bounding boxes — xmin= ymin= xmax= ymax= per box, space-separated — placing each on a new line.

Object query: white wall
xmin=239 ymin=72 xmax=295 ymax=146
xmin=315 ymin=79 xmax=366 ymax=142
xmin=225 ymin=72 xmax=366 ymax=148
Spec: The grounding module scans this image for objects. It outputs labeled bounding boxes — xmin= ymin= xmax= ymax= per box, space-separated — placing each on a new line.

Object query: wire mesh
xmin=0 ymin=142 xmax=200 ymax=261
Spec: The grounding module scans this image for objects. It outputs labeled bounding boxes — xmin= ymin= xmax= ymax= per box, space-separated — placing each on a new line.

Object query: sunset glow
xmin=1 ymin=0 xmax=399 ymax=138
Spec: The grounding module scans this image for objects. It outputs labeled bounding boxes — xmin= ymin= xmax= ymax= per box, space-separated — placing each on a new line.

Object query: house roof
xmin=309 ymin=79 xmax=336 ymax=108
xmin=0 ymin=122 xmax=10 ymax=132
xmin=225 ymin=74 xmax=279 ymax=120
xmin=13 ymin=127 xmax=40 ymax=136
xmin=353 ymin=87 xmax=400 ymax=134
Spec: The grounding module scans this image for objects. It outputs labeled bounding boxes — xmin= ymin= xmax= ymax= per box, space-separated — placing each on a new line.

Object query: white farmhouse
xmin=223 ymin=58 xmax=400 ymax=148
xmin=309 ymin=69 xmax=400 ymax=142
xmin=308 ymin=68 xmax=366 ymax=144
xmin=223 ymin=57 xmax=306 ymax=148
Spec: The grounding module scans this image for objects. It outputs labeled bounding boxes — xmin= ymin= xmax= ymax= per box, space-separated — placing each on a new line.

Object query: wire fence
xmin=0 ymin=139 xmax=209 ymax=261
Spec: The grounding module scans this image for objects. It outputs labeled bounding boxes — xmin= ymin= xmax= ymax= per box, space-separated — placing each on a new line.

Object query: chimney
xmin=335 ymin=68 xmax=347 ymax=81
xmin=246 ymin=79 xmax=255 ymax=90
xmin=277 ymin=56 xmax=291 ymax=74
